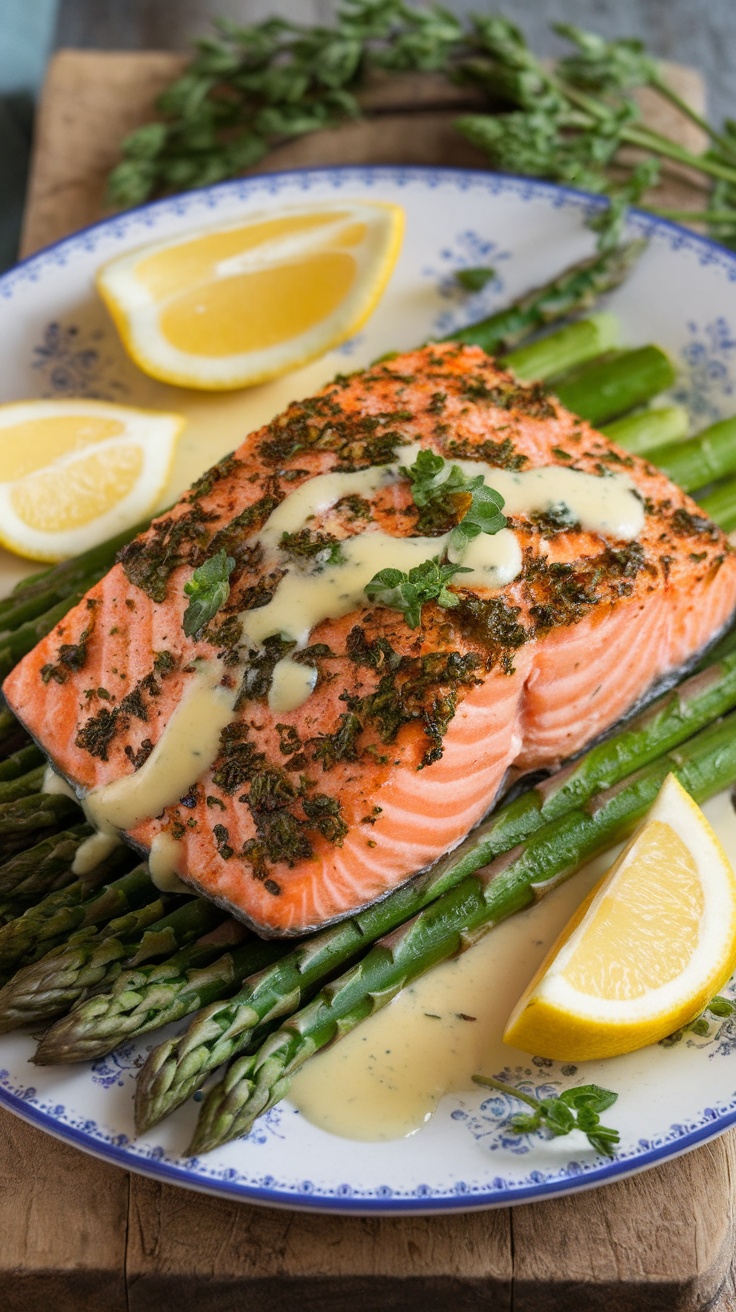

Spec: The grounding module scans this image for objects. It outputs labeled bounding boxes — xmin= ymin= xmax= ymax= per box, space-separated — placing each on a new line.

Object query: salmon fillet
xmin=5 ymin=344 xmax=736 ymax=936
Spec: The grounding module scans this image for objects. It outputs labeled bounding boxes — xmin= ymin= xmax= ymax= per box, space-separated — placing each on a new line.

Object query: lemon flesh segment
xmin=0 ymin=400 xmax=184 ymax=562
xmin=96 ymin=200 xmax=405 ymax=390
xmin=503 ymin=774 xmax=736 ymax=1061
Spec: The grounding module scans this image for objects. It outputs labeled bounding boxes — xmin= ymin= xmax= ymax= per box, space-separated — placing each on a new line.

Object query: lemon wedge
xmin=0 ymin=399 xmax=184 ymax=562
xmin=96 ymin=200 xmax=405 ymax=390
xmin=503 ymin=774 xmax=736 ymax=1061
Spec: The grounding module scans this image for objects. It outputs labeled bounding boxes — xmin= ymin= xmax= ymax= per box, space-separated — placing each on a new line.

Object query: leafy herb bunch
xmin=109 ymin=1 xmax=736 ymax=250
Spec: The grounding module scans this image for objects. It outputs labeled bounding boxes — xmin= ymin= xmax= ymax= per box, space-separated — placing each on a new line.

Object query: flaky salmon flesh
xmin=5 ymin=344 xmax=736 ymax=936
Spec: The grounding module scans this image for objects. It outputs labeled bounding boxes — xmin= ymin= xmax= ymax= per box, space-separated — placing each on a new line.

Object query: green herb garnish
xmin=455 ymin=266 xmax=496 ymax=292
xmin=364 ymin=557 xmax=471 ymax=628
xmin=402 ymin=449 xmax=506 ymax=552
xmin=473 ymin=1075 xmax=620 ymax=1158
xmin=182 ymin=549 xmax=236 ymax=638
xmin=107 ymin=6 xmax=736 ymax=252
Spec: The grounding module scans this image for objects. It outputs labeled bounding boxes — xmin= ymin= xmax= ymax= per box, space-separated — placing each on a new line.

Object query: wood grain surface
xmin=3 ymin=46 xmax=736 ymax=1312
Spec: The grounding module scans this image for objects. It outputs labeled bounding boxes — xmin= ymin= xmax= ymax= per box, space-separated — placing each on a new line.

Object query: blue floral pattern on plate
xmin=2 ymin=167 xmax=736 ymax=1214
xmin=672 ymin=317 xmax=736 ymax=423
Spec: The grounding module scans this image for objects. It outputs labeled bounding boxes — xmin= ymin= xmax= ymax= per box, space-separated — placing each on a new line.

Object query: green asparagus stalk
xmin=651 ymin=417 xmax=736 ymax=494
xmin=0 ymin=708 xmax=28 ymax=757
xmin=0 ymin=765 xmax=45 ymax=806
xmin=132 ymin=642 xmax=736 ymax=1132
xmin=553 ymin=345 xmax=676 ymax=426
xmin=0 ymin=569 xmax=104 ymax=636
xmin=697 ymin=477 xmax=736 ymax=534
xmin=501 ymin=312 xmax=619 ymax=382
xmin=190 ymin=709 xmax=736 ymax=1155
xmin=0 ymin=824 xmax=92 ymax=899
xmin=0 ymin=743 xmax=44 ymax=784
xmin=0 ymin=793 xmax=81 ymax=862
xmin=0 ymin=856 xmax=149 ymax=979
xmin=600 ymin=405 xmax=689 ymax=454
xmin=0 ymin=896 xmax=229 ymax=1032
xmin=35 ymin=931 xmax=292 ymax=1065
xmin=443 ymin=241 xmax=646 ymax=354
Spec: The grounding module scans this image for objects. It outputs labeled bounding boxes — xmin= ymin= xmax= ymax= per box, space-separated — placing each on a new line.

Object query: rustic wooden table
xmin=3 ymin=46 xmax=736 ymax=1312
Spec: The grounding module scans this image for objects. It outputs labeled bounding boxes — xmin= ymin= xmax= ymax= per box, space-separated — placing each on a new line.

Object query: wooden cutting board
xmin=3 ymin=49 xmax=736 ymax=1312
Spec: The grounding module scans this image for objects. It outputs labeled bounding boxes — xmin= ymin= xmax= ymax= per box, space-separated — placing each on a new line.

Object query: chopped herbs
xmin=445 ymin=436 xmax=527 ymax=471
xmin=182 ymin=549 xmax=236 ymax=638
xmin=124 ymin=739 xmax=154 ymax=770
xmin=365 ymin=558 xmax=472 ymax=629
xmin=302 ymin=793 xmax=349 ymax=844
xmin=311 ymin=711 xmax=362 ymax=771
xmin=237 ymin=636 xmax=295 ymax=706
xmin=211 ymin=723 xmax=265 ymax=795
xmin=75 ymin=664 xmax=175 ymax=761
xmin=119 ymin=505 xmax=216 ymax=602
xmin=41 ymin=624 xmax=94 ymax=685
xmin=279 ymin=528 xmax=345 ymax=567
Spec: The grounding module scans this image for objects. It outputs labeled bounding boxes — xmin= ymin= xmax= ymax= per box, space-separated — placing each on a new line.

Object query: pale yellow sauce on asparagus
xmin=290 ymin=790 xmax=736 ymax=1141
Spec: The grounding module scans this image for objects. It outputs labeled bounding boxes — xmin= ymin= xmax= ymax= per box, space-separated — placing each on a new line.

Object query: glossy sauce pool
xmin=289 ymin=789 xmax=736 ymax=1141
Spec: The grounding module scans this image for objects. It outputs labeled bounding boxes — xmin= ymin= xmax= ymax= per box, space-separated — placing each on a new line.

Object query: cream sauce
xmin=259 ymin=465 xmax=392 ymax=553
xmin=242 ymin=454 xmax=642 ymax=654
xmin=268 ymin=657 xmax=318 ymax=713
xmin=42 ymin=765 xmax=77 ymax=800
xmin=442 ymin=458 xmax=644 ymax=541
xmin=84 ymin=661 xmax=235 ymax=835
xmin=148 ymin=831 xmax=190 ymax=893
xmin=72 ymin=829 xmax=122 ymax=876
xmin=242 ymin=530 xmax=452 ymax=648
xmin=447 ymin=526 xmax=523 ymax=589
xmin=290 ymin=788 xmax=736 ymax=1141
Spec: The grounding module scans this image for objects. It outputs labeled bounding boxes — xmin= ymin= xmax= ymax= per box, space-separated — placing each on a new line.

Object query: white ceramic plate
xmin=3 ymin=167 xmax=736 ymax=1215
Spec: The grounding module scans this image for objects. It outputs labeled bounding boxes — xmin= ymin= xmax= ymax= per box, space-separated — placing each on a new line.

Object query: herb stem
xmin=649 ymin=74 xmax=736 ymax=164
xmin=621 ymin=124 xmax=736 ymax=186
xmin=472 ymin=1073 xmax=539 ymax=1108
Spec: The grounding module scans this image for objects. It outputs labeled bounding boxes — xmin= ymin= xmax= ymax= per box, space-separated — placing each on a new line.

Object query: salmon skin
xmin=5 ymin=344 xmax=736 ymax=936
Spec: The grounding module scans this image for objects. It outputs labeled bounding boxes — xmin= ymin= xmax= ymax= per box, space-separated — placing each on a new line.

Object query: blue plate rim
xmin=2 ymin=163 xmax=736 ymax=1213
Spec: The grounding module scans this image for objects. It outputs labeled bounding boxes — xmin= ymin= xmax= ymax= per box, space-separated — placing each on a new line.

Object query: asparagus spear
xmin=651 ymin=417 xmax=736 ymax=494
xmin=501 ymin=312 xmax=619 ymax=381
xmin=0 ymin=708 xmax=28 ymax=757
xmin=0 ymin=824 xmax=92 ymax=899
xmin=190 ymin=710 xmax=736 ymax=1155
xmin=132 ymin=643 xmax=736 ymax=1132
xmin=0 ymin=895 xmax=229 ymax=1031
xmin=0 ymin=569 xmax=105 ymax=635
xmin=0 ymin=765 xmax=45 ymax=806
xmin=601 ymin=405 xmax=689 ymax=453
xmin=0 ymin=793 xmax=81 ymax=861
xmin=0 ymin=856 xmax=149 ymax=980
xmin=35 ymin=932 xmax=292 ymax=1065
xmin=443 ymin=241 xmax=646 ymax=353
xmin=554 ymin=345 xmax=676 ymax=426
xmin=0 ymin=743 xmax=44 ymax=785
xmin=698 ymin=476 xmax=736 ymax=533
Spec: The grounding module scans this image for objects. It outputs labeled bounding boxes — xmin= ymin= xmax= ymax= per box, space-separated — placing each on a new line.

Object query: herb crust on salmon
xmin=5 ymin=343 xmax=736 ymax=936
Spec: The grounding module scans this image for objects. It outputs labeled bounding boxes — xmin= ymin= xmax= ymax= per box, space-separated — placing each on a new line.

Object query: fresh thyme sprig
xmin=402 ymin=449 xmax=507 ymax=552
xmin=182 ymin=549 xmax=235 ymax=638
xmin=108 ymin=4 xmax=736 ymax=251
xmin=473 ymin=1074 xmax=620 ymax=1157
xmin=364 ymin=557 xmax=470 ymax=628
